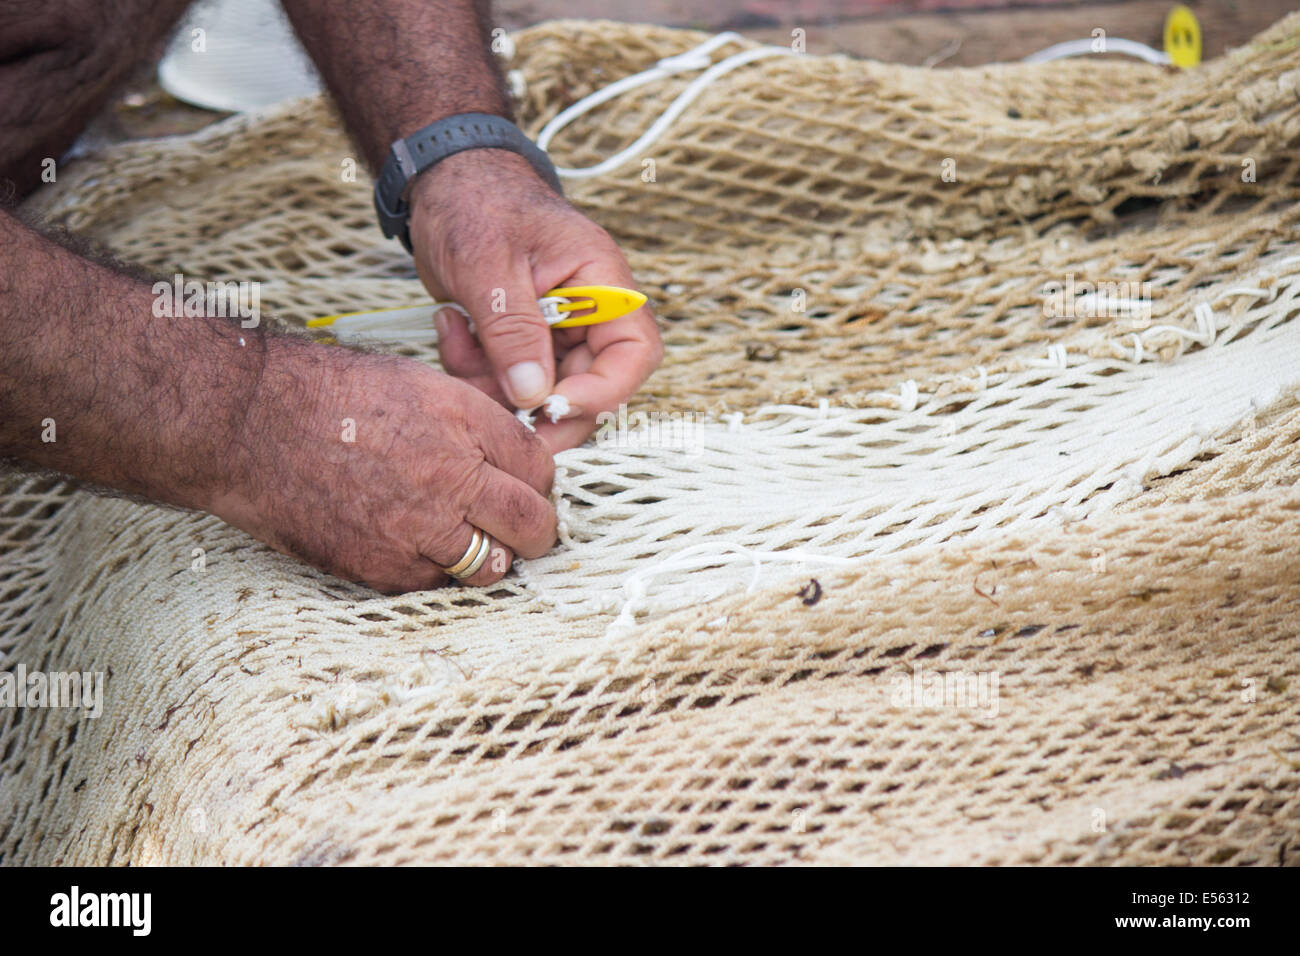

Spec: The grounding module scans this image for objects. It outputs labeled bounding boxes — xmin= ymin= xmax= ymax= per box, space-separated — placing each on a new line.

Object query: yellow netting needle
xmin=306 ymin=285 xmax=646 ymax=344
xmin=543 ymin=286 xmax=647 ymax=328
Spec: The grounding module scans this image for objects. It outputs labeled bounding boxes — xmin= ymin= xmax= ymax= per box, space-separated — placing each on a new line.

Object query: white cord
xmin=319 ymin=295 xmax=574 ymax=346
xmin=533 ymin=30 xmax=1169 ymax=181
xmin=1022 ymin=37 xmax=1170 ymax=66
xmin=536 ymin=32 xmax=795 ymax=179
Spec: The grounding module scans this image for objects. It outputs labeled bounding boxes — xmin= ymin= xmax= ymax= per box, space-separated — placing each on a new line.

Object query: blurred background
xmin=493 ymin=0 xmax=1293 ymax=64
xmin=100 ymin=0 xmax=1298 ymax=144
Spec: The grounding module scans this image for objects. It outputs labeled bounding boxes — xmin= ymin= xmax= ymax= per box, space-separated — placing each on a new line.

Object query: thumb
xmin=470 ymin=273 xmax=554 ymax=408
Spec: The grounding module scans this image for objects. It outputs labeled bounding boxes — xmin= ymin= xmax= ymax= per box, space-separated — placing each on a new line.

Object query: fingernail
xmin=433 ymin=310 xmax=450 ymax=341
xmin=504 ymin=361 xmax=547 ymax=405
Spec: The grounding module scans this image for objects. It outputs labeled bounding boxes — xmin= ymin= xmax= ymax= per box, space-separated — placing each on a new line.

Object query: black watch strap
xmin=373 ymin=112 xmax=563 ymax=253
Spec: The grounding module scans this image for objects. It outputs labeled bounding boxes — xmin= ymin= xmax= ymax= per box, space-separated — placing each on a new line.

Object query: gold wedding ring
xmin=442 ymin=527 xmax=492 ymax=581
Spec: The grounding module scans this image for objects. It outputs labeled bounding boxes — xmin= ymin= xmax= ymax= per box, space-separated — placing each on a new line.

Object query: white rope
xmin=529 ymin=29 xmax=1175 ymax=182
xmin=1134 ymin=302 xmax=1218 ymax=350
xmin=536 ymin=32 xmax=795 ymax=179
xmin=1022 ymin=37 xmax=1170 ymax=66
xmin=530 ymin=30 xmax=1176 ymax=181
xmin=1028 ymin=344 xmax=1070 ymax=369
xmin=1102 ymin=254 xmax=1300 ymax=364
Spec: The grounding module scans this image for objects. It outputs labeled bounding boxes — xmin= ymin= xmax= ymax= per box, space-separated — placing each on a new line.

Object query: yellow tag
xmin=1164 ymin=5 xmax=1202 ymax=68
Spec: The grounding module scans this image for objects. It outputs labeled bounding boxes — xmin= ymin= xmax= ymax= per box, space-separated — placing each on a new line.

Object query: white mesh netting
xmin=3 ymin=16 xmax=1300 ymax=865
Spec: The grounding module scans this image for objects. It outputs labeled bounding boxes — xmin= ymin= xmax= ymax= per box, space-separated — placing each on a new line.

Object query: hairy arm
xmin=0 ymin=211 xmax=275 ymax=510
xmin=0 ymin=210 xmax=556 ymax=592
xmin=279 ymin=0 xmax=510 ymax=170
xmin=281 ymin=0 xmax=663 ymax=447
xmin=0 ymin=1 xmax=563 ymax=592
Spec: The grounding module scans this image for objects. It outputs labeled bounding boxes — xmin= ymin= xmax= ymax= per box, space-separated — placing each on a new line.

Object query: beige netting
xmin=3 ymin=16 xmax=1300 ymax=865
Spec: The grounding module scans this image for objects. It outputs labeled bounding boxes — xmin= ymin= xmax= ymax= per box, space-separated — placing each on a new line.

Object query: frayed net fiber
xmin=4 ymin=16 xmax=1300 ymax=865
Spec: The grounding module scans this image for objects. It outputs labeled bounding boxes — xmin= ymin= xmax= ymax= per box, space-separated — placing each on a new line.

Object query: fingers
xmin=538 ymin=259 xmax=662 ymax=436
xmin=473 ymin=395 xmax=556 ymax=496
xmin=436 ymin=303 xmax=588 ymax=412
xmin=539 ymin=333 xmax=659 ymax=419
xmin=534 ymin=415 xmax=602 ymax=455
xmin=432 ymin=305 xmax=488 ymax=378
xmin=467 ymin=267 xmax=556 ymax=408
xmin=460 ymin=537 xmax=514 ymax=587
xmin=416 ymin=459 xmax=555 ymax=588
xmin=402 ymin=385 xmax=555 ymax=589
xmin=433 ymin=306 xmax=509 ymax=404
xmin=421 ymin=522 xmax=516 ymax=589
xmin=417 ymin=471 xmax=554 ymax=590
xmin=465 ymin=466 xmax=557 ymax=560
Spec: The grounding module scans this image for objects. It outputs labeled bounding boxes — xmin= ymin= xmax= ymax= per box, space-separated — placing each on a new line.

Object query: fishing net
xmin=4 ymin=15 xmax=1300 ymax=865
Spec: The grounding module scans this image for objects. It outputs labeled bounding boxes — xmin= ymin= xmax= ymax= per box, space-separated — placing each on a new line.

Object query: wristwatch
xmin=372 ymin=112 xmax=563 ymax=253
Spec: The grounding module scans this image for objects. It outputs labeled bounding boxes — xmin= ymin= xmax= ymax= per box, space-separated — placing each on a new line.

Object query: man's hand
xmin=211 ymin=342 xmax=557 ymax=593
xmin=407 ymin=151 xmax=663 ymax=453
xmin=0 ymin=212 xmax=555 ymax=594
xmin=281 ymin=0 xmax=664 ymax=452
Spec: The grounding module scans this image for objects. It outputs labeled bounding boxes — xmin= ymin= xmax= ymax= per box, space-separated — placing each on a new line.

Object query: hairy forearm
xmin=280 ymin=0 xmax=510 ymax=171
xmin=0 ymin=211 xmax=285 ymax=511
